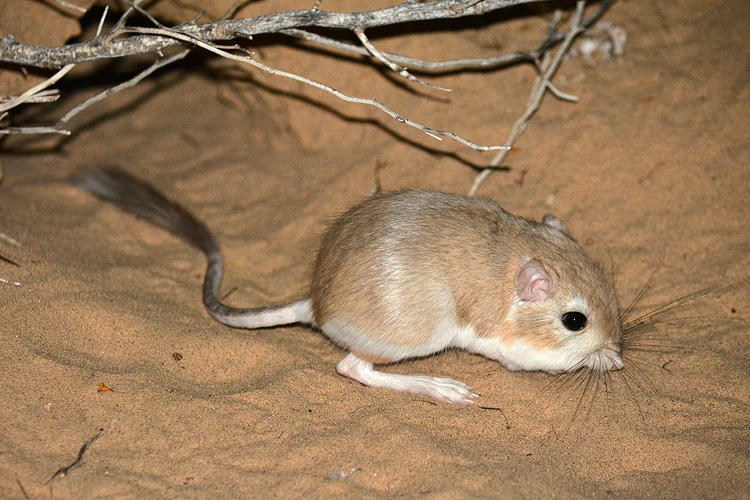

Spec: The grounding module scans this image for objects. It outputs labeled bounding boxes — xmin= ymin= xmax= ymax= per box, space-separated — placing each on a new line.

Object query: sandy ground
xmin=1 ymin=0 xmax=750 ymax=498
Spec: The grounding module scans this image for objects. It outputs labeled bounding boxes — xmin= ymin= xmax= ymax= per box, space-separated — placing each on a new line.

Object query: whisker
xmin=624 ymin=315 xmax=746 ymax=336
xmin=622 ymin=352 xmax=672 ymax=376
xmin=530 ymin=360 xmax=598 ymax=423
xmin=534 ymin=368 xmax=582 ymax=404
xmin=614 ymin=367 xmax=646 ymax=422
xmin=584 ymin=371 xmax=606 ymax=422
xmin=524 ymin=270 xmax=745 ymax=431
xmin=620 ymin=355 xmax=657 ymax=395
xmin=620 ymin=257 xmax=663 ymax=323
xmin=567 ymin=368 xmax=595 ymax=427
xmin=623 ymin=340 xmax=682 ymax=352
xmin=623 ymin=280 xmax=743 ymax=330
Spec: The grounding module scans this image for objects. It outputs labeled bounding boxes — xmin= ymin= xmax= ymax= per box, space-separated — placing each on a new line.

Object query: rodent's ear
xmin=515 ymin=259 xmax=556 ymax=302
xmin=542 ymin=214 xmax=572 ymax=238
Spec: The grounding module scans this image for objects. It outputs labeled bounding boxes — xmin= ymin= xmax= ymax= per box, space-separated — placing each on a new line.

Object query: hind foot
xmin=336 ymin=353 xmax=479 ymax=405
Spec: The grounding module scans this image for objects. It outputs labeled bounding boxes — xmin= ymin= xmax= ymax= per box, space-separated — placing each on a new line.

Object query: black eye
xmin=561 ymin=311 xmax=587 ymax=331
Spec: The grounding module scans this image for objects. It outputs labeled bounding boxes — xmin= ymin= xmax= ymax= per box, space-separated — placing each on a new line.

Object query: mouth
xmin=582 ymin=347 xmax=624 ymax=373
xmin=603 ymin=349 xmax=624 ymax=372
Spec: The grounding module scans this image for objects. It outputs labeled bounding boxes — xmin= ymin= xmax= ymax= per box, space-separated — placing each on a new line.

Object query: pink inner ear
xmin=516 ymin=260 xmax=556 ymax=302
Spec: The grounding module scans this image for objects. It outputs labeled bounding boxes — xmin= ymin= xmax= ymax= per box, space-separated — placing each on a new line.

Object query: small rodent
xmin=76 ymin=167 xmax=624 ymax=405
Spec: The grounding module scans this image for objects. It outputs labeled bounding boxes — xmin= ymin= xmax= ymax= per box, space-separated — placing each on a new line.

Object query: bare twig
xmin=103 ymin=0 xmax=144 ymax=38
xmin=353 ymin=29 xmax=450 ymax=91
xmin=0 ymin=64 xmax=74 ymax=113
xmin=119 ymin=25 xmax=506 ymax=151
xmin=0 ymin=0 xmax=554 ymax=148
xmin=281 ymin=0 xmax=617 ymax=74
xmin=0 ymin=6 xmax=112 ymax=135
xmin=54 ymin=49 xmax=190 ymax=132
xmin=0 ymin=90 xmax=59 ymax=104
xmin=47 ymin=429 xmax=104 ymax=484
xmin=96 ymin=5 xmax=109 ymax=37
xmin=0 ymin=253 xmax=19 ymax=266
xmin=0 ymin=3 xmax=176 ymax=137
xmin=44 ymin=0 xmax=88 ymax=15
xmin=280 ymin=28 xmax=533 ymax=72
xmin=0 ymin=125 xmax=71 ymax=136
xmin=0 ymin=232 xmax=21 ymax=247
xmin=0 ymin=0 xmax=545 ymax=146
xmin=468 ymin=1 xmax=589 ymax=195
xmin=0 ymin=0 xmax=617 ymax=154
xmin=0 ymin=0 xmax=545 ymax=68
xmin=15 ymin=479 xmax=29 ymax=500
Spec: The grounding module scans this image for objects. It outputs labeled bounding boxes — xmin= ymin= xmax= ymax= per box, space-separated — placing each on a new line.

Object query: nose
xmin=610 ymin=355 xmax=624 ymax=371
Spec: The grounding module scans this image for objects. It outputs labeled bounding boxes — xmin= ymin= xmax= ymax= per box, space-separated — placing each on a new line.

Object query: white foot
xmin=336 ymin=353 xmax=479 ymax=405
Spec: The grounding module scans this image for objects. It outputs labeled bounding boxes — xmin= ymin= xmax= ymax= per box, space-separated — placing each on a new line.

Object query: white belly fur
xmin=322 ymin=316 xmax=538 ymax=369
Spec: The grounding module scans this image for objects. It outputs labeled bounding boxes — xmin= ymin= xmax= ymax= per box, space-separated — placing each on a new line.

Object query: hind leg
xmin=336 ymin=353 xmax=478 ymax=405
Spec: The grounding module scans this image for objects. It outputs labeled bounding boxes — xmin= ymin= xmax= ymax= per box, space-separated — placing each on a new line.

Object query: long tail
xmin=75 ymin=167 xmax=313 ymax=328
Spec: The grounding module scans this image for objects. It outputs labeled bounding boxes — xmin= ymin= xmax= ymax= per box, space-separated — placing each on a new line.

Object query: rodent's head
xmin=505 ymin=215 xmax=623 ymax=374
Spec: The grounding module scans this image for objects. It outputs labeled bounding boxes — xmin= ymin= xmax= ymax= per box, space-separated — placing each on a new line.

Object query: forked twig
xmin=0 ymin=0 xmax=617 ymax=155
xmin=279 ymin=28 xmax=533 ymax=72
xmin=353 ymin=29 xmax=451 ymax=92
xmin=0 ymin=0 xmax=549 ymax=68
xmin=54 ymin=49 xmax=191 ymax=132
xmin=468 ymin=1 xmax=590 ymax=195
xmin=115 ymin=25 xmax=507 ymax=151
xmin=0 ymin=64 xmax=74 ymax=114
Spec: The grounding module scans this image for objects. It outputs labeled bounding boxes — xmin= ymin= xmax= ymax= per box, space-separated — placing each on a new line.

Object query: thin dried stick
xmin=55 ymin=49 xmax=190 ymax=132
xmin=279 ymin=1 xmax=616 ymax=74
xmin=0 ymin=64 xmax=74 ymax=113
xmin=47 ymin=429 xmax=104 ymax=484
xmin=468 ymin=1 xmax=588 ymax=195
xmin=95 ymin=5 xmax=110 ymax=37
xmin=0 ymin=232 xmax=21 ymax=247
xmin=0 ymin=125 xmax=70 ymax=135
xmin=0 ymin=0 xmax=536 ymax=142
xmin=44 ymin=0 xmax=88 ymax=15
xmin=0 ymin=4 xmax=179 ymax=136
xmin=0 ymin=90 xmax=59 ymax=104
xmin=0 ymin=6 xmax=110 ymax=135
xmin=280 ymin=28 xmax=533 ymax=73
xmin=122 ymin=25 xmax=506 ymax=151
xmin=0 ymin=253 xmax=19 ymax=266
xmin=353 ymin=29 xmax=450 ymax=91
xmin=0 ymin=0 xmax=545 ymax=68
xmin=0 ymin=0 xmax=616 ymax=151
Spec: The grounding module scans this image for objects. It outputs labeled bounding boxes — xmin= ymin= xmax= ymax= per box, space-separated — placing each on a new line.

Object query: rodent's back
xmin=310 ymin=190 xmax=531 ymax=353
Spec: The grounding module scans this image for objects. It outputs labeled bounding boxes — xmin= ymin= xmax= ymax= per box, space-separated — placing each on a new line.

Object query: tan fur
xmin=311 ymin=190 xmax=622 ymax=365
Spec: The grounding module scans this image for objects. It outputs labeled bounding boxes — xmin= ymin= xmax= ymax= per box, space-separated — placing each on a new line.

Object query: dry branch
xmin=0 ymin=0 xmax=618 ymax=159
xmin=469 ymin=0 xmax=594 ymax=195
xmin=1 ymin=0 xmax=542 ymax=68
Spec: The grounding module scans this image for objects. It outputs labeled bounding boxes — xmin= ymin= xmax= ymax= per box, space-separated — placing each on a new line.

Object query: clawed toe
xmin=428 ymin=379 xmax=480 ymax=405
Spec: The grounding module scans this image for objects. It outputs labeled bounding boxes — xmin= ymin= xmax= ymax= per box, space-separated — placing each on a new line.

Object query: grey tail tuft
xmin=75 ymin=167 xmax=312 ymax=329
xmin=74 ymin=167 xmax=218 ymax=256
